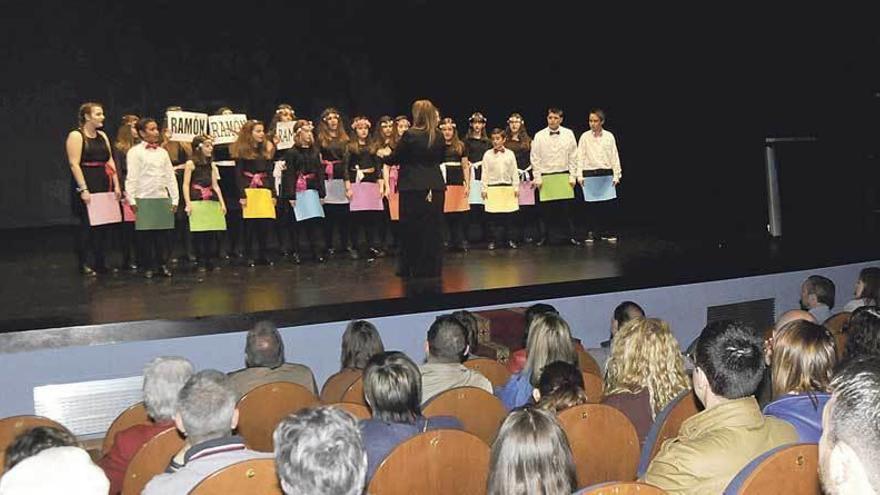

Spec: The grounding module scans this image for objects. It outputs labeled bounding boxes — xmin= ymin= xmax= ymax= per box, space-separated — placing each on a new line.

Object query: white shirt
xmin=577 ymin=129 xmax=622 ymax=182
xmin=0 ymin=447 xmax=109 ymax=495
xmin=125 ymin=142 xmax=180 ymax=206
xmin=529 ymin=126 xmax=578 ymax=182
xmin=480 ymin=148 xmax=520 ymax=192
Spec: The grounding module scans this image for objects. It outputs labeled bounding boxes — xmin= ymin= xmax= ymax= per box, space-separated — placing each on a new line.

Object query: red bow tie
xmin=494 ymin=149 xmax=504 ymax=154
xmin=145 ymin=143 xmax=160 ymax=149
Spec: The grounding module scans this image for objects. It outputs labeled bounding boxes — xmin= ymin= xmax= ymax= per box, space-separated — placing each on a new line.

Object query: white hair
xmin=143 ymin=356 xmax=194 ymax=421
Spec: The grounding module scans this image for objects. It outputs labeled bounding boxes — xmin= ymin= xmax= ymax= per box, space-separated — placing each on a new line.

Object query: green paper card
xmin=189 ymin=201 xmax=227 ymax=232
xmin=135 ymin=198 xmax=174 ymax=231
xmin=539 ymin=173 xmax=574 ymax=202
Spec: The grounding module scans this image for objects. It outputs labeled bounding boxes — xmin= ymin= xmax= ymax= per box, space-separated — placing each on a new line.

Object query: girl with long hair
xmin=65 ymin=102 xmax=122 ymax=275
xmin=183 ymin=135 xmax=226 ymax=271
xmin=504 ymin=113 xmax=537 ymax=243
xmin=764 ymin=319 xmax=836 ymax=441
xmin=464 ymin=112 xmax=491 ymax=244
xmin=114 ymin=114 xmax=140 ymax=272
xmin=843 ymin=267 xmax=880 ymax=312
xmin=339 ymin=320 xmax=385 ymax=370
xmin=231 ymin=119 xmax=276 ymax=266
xmin=281 ymin=120 xmax=327 ymax=263
xmin=161 ymin=106 xmax=194 ymax=265
xmin=603 ymin=317 xmax=690 ymax=447
xmin=344 ymin=116 xmax=385 ymax=259
xmin=317 ymin=108 xmax=355 ymax=259
xmin=534 ymin=360 xmax=589 ymax=413
xmin=269 ymin=104 xmax=297 ymax=261
xmin=380 ymin=115 xmax=410 ymax=251
xmin=373 ymin=115 xmax=396 ymax=250
xmin=377 ymin=100 xmax=446 ymax=278
xmin=212 ymin=107 xmax=244 ymax=261
xmin=487 ymin=408 xmax=577 ymax=495
xmin=439 ymin=117 xmax=470 ymax=251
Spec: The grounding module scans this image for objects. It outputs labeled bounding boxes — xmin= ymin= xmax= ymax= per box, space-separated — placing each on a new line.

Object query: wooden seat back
xmin=558 ymin=404 xmax=640 ymax=489
xmin=189 ymin=458 xmax=282 ymax=495
xmin=723 ymin=443 xmax=819 ymax=495
xmin=320 ymin=368 xmax=362 ymax=404
xmin=121 ymin=426 xmax=185 ymax=495
xmin=340 ymin=376 xmax=366 ymax=405
xmin=0 ymin=415 xmax=72 ymax=473
xmin=422 ymin=386 xmax=506 ymax=444
xmin=236 ymin=381 xmax=320 ymax=452
xmin=582 ymin=371 xmax=604 ymax=403
xmin=330 ymin=402 xmax=372 ymax=420
xmin=575 ymin=481 xmax=668 ymax=495
xmin=463 ymin=358 xmax=512 ymax=388
xmin=637 ymin=389 xmax=701 ymax=477
xmin=103 ymin=401 xmax=150 ymax=454
xmin=578 ymin=348 xmax=603 ymax=376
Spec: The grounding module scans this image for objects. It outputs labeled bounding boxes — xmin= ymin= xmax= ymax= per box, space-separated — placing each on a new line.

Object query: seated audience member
xmin=487 ymin=407 xmax=577 ymax=495
xmin=763 ymin=320 xmax=835 ymax=442
xmin=819 ymin=357 xmax=880 ymax=495
xmin=588 ymin=300 xmax=645 ymax=368
xmin=359 ymin=351 xmax=462 ymax=481
xmin=340 ymin=320 xmax=385 ymax=371
xmin=842 ymin=267 xmax=880 ymax=313
xmin=756 ymin=309 xmax=818 ymax=406
xmin=99 ymin=356 xmax=194 ymax=494
xmin=644 ymin=320 xmax=798 ymax=495
xmin=143 ymin=370 xmax=270 ymax=494
xmin=420 ymin=315 xmax=493 ymax=403
xmin=534 ymin=361 xmax=588 ymax=413
xmin=496 ymin=313 xmax=578 ymax=410
xmin=227 ymin=320 xmax=317 ymax=398
xmin=844 ymin=306 xmax=880 ymax=361
xmin=801 ymin=275 xmax=836 ymax=323
xmin=451 ymin=310 xmax=481 ymax=360
xmin=0 ymin=438 xmax=108 ymax=495
xmin=507 ymin=303 xmax=560 ymax=374
xmin=274 ymin=406 xmax=367 ymax=495
xmin=603 ymin=318 xmax=690 ymax=448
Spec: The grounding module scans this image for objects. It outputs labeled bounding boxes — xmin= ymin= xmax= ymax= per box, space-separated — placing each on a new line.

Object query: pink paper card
xmin=349 ymin=182 xmax=384 ymax=212
xmin=86 ymin=192 xmax=123 ymax=226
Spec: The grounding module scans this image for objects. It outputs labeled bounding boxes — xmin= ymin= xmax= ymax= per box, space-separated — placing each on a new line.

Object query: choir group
xmin=65 ymin=102 xmax=622 ymax=278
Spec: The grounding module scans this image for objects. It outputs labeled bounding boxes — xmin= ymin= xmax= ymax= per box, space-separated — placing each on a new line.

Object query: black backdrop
xmin=1 ymin=1 xmax=877 ymax=238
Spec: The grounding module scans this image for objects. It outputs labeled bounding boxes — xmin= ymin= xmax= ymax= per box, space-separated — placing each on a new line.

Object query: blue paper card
xmin=582 ymin=176 xmax=617 ymax=202
xmin=294 ymin=189 xmax=325 ymax=221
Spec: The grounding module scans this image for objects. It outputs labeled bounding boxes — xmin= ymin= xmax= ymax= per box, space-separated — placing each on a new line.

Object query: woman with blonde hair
xmin=495 ymin=312 xmax=578 ymax=410
xmin=487 ymin=407 xmax=577 ymax=495
xmin=377 ymin=100 xmax=446 ymax=278
xmin=763 ymin=319 xmax=836 ymax=441
xmin=602 ymin=317 xmax=690 ymax=447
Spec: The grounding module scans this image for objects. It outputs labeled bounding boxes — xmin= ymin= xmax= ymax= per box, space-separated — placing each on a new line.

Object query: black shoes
xmin=81 ymin=265 xmax=97 ymax=276
xmin=487 ymin=242 xmax=496 ymax=250
xmin=569 ymin=238 xmax=583 ymax=247
xmin=159 ymin=266 xmax=173 ymax=277
xmin=507 ymin=240 xmax=518 ymax=249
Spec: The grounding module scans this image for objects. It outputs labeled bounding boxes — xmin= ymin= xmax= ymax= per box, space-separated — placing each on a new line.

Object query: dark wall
xmin=1 ymin=2 xmax=876 ymax=237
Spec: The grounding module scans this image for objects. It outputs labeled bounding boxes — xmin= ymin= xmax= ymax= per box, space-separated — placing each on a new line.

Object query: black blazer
xmin=386 ymin=129 xmax=446 ymax=191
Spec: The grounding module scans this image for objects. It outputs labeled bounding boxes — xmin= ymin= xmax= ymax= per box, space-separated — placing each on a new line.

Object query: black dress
xmin=385 ymin=129 xmax=446 ymax=277
xmin=236 ymin=155 xmax=276 ymax=262
xmin=346 ymin=143 xmax=383 ymax=252
xmin=72 ymin=129 xmax=114 ymax=272
xmin=319 ymin=137 xmax=351 ymax=252
xmin=282 ymin=146 xmax=327 ymax=257
xmin=78 ymin=129 xmax=113 ymax=194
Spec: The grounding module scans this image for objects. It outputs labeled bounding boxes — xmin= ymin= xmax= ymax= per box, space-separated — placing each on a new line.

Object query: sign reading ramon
xmin=166 ymin=111 xmax=209 ymax=143
xmin=208 ymin=114 xmax=248 ymax=145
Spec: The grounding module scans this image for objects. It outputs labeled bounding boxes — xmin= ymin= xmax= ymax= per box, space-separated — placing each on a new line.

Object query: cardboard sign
xmin=242 ymin=188 xmax=276 ymax=219
xmin=293 ymin=189 xmax=325 ymax=221
xmin=349 ymin=182 xmax=384 ymax=212
xmin=208 ymin=114 xmax=247 ymax=145
xmin=135 ymin=198 xmax=174 ymax=230
xmin=275 ymin=121 xmax=296 ymax=150
xmin=582 ymin=176 xmax=617 ymax=202
xmin=167 ymin=111 xmax=209 ymax=142
xmin=189 ymin=200 xmax=227 ymax=232
xmin=485 ymin=185 xmax=519 ymax=213
xmin=86 ymin=192 xmax=122 ymax=226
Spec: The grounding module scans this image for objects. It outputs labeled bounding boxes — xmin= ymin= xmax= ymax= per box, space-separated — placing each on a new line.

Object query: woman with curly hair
xmin=603 ymin=317 xmax=690 ymax=447
xmin=844 ymin=305 xmax=880 ymax=361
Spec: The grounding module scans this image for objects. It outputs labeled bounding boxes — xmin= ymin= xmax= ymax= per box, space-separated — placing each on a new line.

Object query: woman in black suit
xmin=378 ymin=100 xmax=445 ymax=278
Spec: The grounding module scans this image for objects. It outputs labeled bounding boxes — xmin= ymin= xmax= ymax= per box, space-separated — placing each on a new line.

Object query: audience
xmin=487 ymin=407 xmax=577 ymax=495
xmin=757 ymin=309 xmax=817 ymax=406
xmin=450 ymin=310 xmax=481 ymax=360
xmin=602 ymin=318 xmax=690 ymax=448
xmin=99 ymin=356 xmax=194 ymax=495
xmin=763 ymin=320 xmax=835 ymax=442
xmin=420 ymin=315 xmax=493 ymax=403
xmin=0 ymin=439 xmax=108 ymax=494
xmin=359 ymin=351 xmax=462 ymax=481
xmin=533 ymin=361 xmax=588 ymax=413
xmin=819 ymin=357 xmax=880 ymax=495
xmin=143 ymin=370 xmax=271 ymax=494
xmin=507 ymin=303 xmax=560 ymax=374
xmin=644 ymin=320 xmax=797 ymax=495
xmin=800 ymin=275 xmax=836 ymax=322
xmin=496 ymin=313 xmax=578 ymax=410
xmin=844 ymin=305 xmax=880 ymax=361
xmin=588 ymin=300 xmax=645 ymax=367
xmin=273 ymin=406 xmax=366 ymax=495
xmin=842 ymin=267 xmax=880 ymax=313
xmin=227 ymin=321 xmax=318 ymax=398
xmin=340 ymin=320 xmax=385 ymax=370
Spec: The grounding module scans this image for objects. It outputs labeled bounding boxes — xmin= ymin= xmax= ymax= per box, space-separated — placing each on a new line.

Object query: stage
xmin=1 ymin=226 xmax=877 ymax=353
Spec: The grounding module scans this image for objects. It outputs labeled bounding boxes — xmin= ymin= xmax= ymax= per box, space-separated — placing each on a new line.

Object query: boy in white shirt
xmin=530 ymin=108 xmax=580 ymax=247
xmin=481 ymin=129 xmax=520 ymax=250
xmin=577 ymin=109 xmax=622 ymax=242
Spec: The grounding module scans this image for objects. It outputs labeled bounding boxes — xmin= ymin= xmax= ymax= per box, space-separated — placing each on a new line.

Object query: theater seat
xmin=340 ymin=376 xmax=366 ymax=405
xmin=574 ymin=481 xmax=668 ymax=494
xmin=189 ymin=458 xmax=282 ymax=495
xmin=558 ymin=404 xmax=640 ymax=489
xmin=236 ymin=381 xmax=320 ymax=452
xmin=582 ymin=371 xmax=604 ymax=403
xmin=121 ymin=426 xmax=185 ymax=495
xmin=723 ymin=443 xmax=819 ymax=495
xmin=463 ymin=357 xmax=512 ymax=388
xmin=367 ymin=429 xmax=490 ymax=495
xmin=0 ymin=415 xmax=73 ymax=473
xmin=578 ymin=348 xmax=603 ymax=376
xmin=636 ymin=389 xmax=701 ymax=477
xmin=823 ymin=312 xmax=851 ymax=361
xmin=330 ymin=402 xmax=372 ymax=420
xmin=422 ymin=386 xmax=506 ymax=444
xmin=102 ymin=401 xmax=150 ymax=454
xmin=320 ymin=368 xmax=362 ymax=403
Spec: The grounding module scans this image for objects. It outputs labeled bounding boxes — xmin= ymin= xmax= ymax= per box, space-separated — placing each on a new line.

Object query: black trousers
xmin=466 ymin=204 xmax=488 ymax=242
xmin=193 ymin=231 xmax=220 ymax=265
xmin=298 ymin=218 xmax=325 ymax=258
xmin=350 ymin=210 xmax=383 ymax=251
xmin=488 ymin=213 xmax=515 ymax=242
xmin=117 ymin=221 xmax=138 ymax=267
xmin=224 ymin=208 xmax=244 ymax=257
xmin=323 ymin=203 xmax=351 ymax=251
xmin=516 ymin=205 xmax=539 ymax=242
xmin=74 ymin=203 xmax=111 ymax=270
xmin=138 ymin=229 xmax=169 ymax=271
xmin=538 ymin=198 xmax=576 ymax=242
xmin=399 ymin=189 xmax=445 ymax=278
xmin=277 ymin=201 xmax=298 ymax=254
xmin=244 ymin=218 xmax=273 ymax=261
xmin=445 ymin=212 xmax=468 ymax=246
xmin=582 ymin=198 xmax=619 ymax=237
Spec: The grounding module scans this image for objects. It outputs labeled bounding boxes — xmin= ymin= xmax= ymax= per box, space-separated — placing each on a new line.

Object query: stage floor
xmin=1 ymin=226 xmax=877 ymax=351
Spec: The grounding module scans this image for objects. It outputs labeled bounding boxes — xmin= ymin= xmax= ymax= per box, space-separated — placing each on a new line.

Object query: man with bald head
xmin=227 ymin=321 xmax=318 ymax=398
